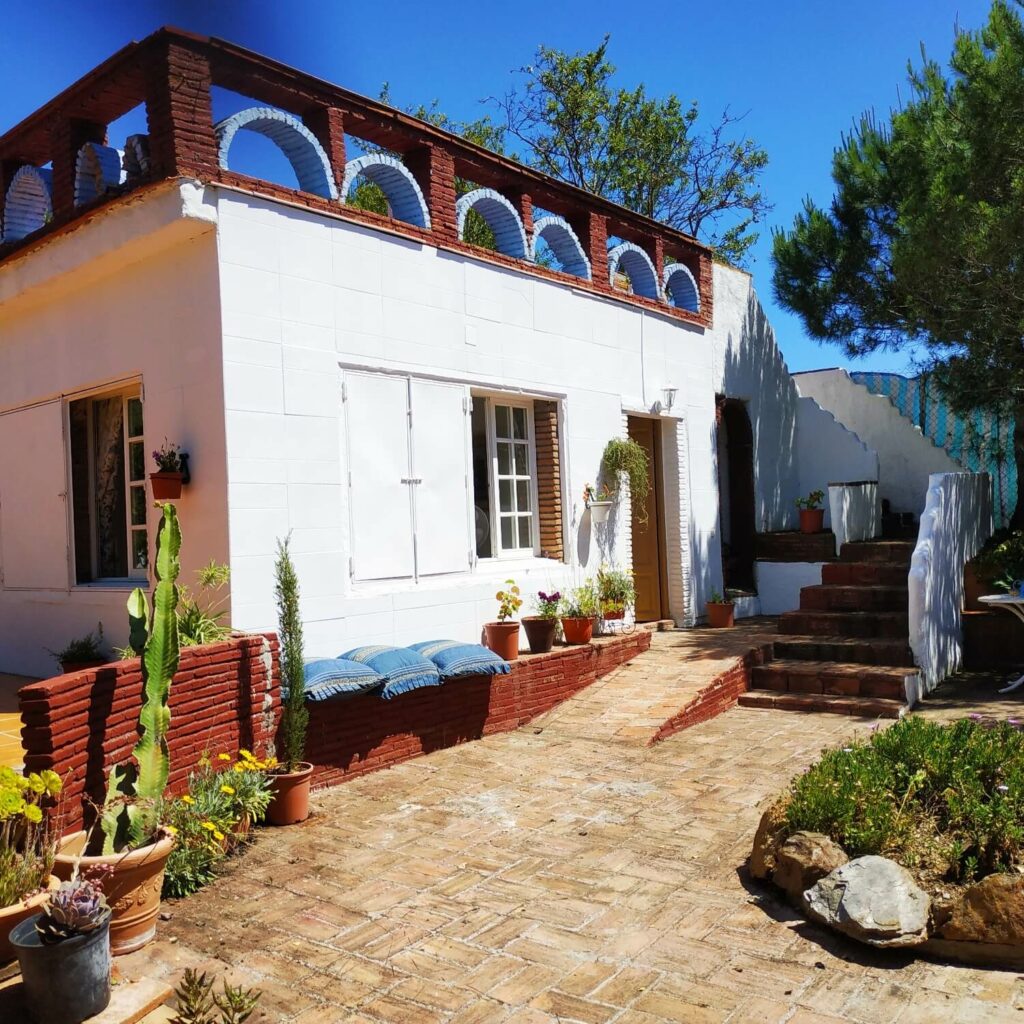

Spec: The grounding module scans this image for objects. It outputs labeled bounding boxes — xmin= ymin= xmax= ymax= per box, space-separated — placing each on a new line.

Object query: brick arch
xmin=3 ymin=165 xmax=52 ymax=243
xmin=663 ymin=262 xmax=700 ymax=313
xmin=607 ymin=242 xmax=660 ymax=300
xmin=74 ymin=143 xmax=123 ymax=206
xmin=341 ymin=154 xmax=431 ymax=229
xmin=215 ymin=107 xmax=338 ymax=200
xmin=531 ymin=215 xmax=591 ymax=280
xmin=456 ymin=188 xmax=528 ymax=259
xmin=122 ymin=135 xmax=151 ymax=180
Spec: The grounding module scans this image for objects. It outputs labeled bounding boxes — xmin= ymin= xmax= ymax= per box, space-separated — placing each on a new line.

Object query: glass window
xmin=491 ymin=401 xmax=535 ymax=554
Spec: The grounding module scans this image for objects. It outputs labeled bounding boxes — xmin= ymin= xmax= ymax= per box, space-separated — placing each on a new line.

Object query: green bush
xmin=785 ymin=716 xmax=1024 ymax=882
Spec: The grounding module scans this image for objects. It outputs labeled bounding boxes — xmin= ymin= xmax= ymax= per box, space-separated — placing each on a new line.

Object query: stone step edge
xmin=738 ymin=689 xmax=907 ymax=719
xmin=753 ymin=659 xmax=920 ymax=680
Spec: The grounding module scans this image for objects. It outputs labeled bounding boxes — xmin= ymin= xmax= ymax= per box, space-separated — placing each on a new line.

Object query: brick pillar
xmin=145 ymin=41 xmax=218 ymax=180
xmin=533 ymin=400 xmax=564 ymax=561
xmin=303 ymin=106 xmax=346 ymax=195
xmin=698 ymin=252 xmax=714 ymax=325
xmin=651 ymin=236 xmax=665 ymax=297
xmin=574 ymin=211 xmax=609 ymax=289
xmin=50 ymin=118 xmax=107 ymax=219
xmin=405 ymin=143 xmax=457 ymax=242
xmin=0 ymin=159 xmax=24 ymax=235
xmin=510 ymin=190 xmax=534 ymax=245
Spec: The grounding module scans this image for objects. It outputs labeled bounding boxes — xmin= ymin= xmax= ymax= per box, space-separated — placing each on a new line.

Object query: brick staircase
xmin=739 ymin=539 xmax=918 ymax=718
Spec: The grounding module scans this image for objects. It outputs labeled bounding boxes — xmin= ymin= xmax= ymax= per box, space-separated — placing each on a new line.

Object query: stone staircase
xmin=739 ymin=539 xmax=918 ymax=718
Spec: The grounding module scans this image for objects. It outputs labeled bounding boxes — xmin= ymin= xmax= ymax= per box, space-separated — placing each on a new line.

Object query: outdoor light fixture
xmin=661 ymin=385 xmax=678 ymax=412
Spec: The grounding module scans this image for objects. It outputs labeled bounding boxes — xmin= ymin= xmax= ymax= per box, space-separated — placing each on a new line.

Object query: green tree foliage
xmin=772 ymin=1 xmax=1024 ymax=525
xmin=274 ymin=535 xmax=308 ymax=773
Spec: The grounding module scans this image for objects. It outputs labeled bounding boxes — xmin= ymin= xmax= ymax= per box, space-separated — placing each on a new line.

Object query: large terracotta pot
xmin=54 ymin=832 xmax=174 ymax=956
xmin=484 ymin=621 xmax=521 ymax=661
xmin=521 ymin=616 xmax=556 ymax=654
xmin=798 ymin=508 xmax=825 ymax=534
xmin=267 ymin=763 xmax=314 ymax=826
xmin=561 ymin=617 xmax=595 ymax=645
xmin=706 ymin=602 xmax=735 ymax=628
xmin=0 ymin=875 xmax=58 ymax=964
xmin=149 ymin=471 xmax=183 ymax=500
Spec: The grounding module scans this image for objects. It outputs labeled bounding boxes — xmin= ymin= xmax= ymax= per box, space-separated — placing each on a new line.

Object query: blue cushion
xmin=301 ymin=658 xmax=384 ymax=702
xmin=409 ymin=640 xmax=511 ymax=680
xmin=338 ymin=645 xmax=441 ymax=700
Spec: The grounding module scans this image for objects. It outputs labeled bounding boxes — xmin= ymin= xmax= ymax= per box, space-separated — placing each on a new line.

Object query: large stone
xmin=803 ymin=855 xmax=930 ymax=948
xmin=749 ymin=797 xmax=790 ymax=880
xmin=774 ymin=831 xmax=848 ymax=903
xmin=939 ymin=873 xmax=1024 ymax=945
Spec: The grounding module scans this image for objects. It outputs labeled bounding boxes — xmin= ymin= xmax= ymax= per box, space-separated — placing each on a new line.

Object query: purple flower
xmin=997 ymin=784 xmax=1010 ymax=793
xmin=968 ymin=713 xmax=982 ymax=721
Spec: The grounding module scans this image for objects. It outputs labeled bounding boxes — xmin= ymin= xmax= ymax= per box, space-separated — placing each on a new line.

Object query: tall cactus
xmin=101 ymin=503 xmax=181 ymax=854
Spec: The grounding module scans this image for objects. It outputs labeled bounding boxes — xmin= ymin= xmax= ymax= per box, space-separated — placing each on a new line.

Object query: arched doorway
xmin=716 ymin=397 xmax=756 ymax=592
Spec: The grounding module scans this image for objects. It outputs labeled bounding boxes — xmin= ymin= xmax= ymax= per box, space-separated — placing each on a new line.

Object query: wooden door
xmin=628 ymin=417 xmax=668 ymax=621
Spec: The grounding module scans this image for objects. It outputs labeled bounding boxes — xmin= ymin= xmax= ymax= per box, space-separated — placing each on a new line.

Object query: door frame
xmin=627 ymin=414 xmax=670 ymax=621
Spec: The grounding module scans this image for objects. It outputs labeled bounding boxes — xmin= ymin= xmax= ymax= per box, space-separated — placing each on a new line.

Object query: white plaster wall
xmin=828 ymin=482 xmax=881 ymax=555
xmin=755 ymin=562 xmax=824 ymax=615
xmin=796 ymin=369 xmax=960 ymax=517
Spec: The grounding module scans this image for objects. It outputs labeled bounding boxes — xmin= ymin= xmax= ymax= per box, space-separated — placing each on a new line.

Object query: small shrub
xmin=275 ymin=536 xmax=308 ymax=774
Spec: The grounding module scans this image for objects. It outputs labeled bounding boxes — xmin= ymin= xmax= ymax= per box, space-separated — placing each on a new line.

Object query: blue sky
xmin=0 ymin=0 xmax=994 ymax=373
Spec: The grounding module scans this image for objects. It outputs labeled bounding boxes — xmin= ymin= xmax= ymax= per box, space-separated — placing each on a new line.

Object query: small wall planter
xmin=484 ymin=621 xmax=520 ymax=661
xmin=587 ymin=500 xmax=614 ymax=525
xmin=522 ymin=617 xmax=556 ymax=654
xmin=149 ymin=471 xmax=183 ymax=501
xmin=706 ymin=602 xmax=735 ymax=628
xmin=561 ymin=617 xmax=595 ymax=645
xmin=798 ymin=508 xmax=825 ymax=534
xmin=267 ymin=763 xmax=314 ymax=826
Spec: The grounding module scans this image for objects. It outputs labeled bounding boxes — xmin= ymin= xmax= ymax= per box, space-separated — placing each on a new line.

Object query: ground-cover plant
xmin=785 ymin=715 xmax=1024 ymax=883
xmin=0 ymin=767 xmax=62 ymax=908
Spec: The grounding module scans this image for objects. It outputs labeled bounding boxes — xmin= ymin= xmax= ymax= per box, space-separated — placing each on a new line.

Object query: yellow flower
xmin=220 ymin=784 xmax=235 ymax=795
xmin=238 ymin=749 xmax=254 ymax=761
xmin=200 ymin=821 xmax=216 ymax=832
xmin=232 ymin=763 xmax=245 ymax=774
xmin=165 ymin=825 xmax=178 ymax=836
xmin=213 ymin=830 xmax=225 ymax=842
xmin=23 ymin=804 xmax=42 ymax=824
xmin=217 ymin=753 xmax=232 ymax=762
xmin=180 ymin=794 xmax=194 ymax=805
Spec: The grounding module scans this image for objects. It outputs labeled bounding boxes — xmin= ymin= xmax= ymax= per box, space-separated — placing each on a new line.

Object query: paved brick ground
xmin=107 ymin=633 xmax=1024 ymax=1022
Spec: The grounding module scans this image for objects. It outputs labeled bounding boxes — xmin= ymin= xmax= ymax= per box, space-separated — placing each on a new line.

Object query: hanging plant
xmin=602 ymin=437 xmax=651 ymax=523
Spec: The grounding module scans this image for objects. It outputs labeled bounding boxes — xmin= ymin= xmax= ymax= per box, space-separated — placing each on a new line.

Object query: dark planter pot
xmin=267 ymin=763 xmax=314 ymax=826
xmin=11 ymin=910 xmax=112 ymax=1024
xmin=149 ymin=471 xmax=183 ymax=500
xmin=521 ymin=616 xmax=556 ymax=654
xmin=484 ymin=621 xmax=521 ymax=661
xmin=798 ymin=508 xmax=825 ymax=534
xmin=561 ymin=617 xmax=595 ymax=645
xmin=58 ymin=658 xmax=106 ymax=675
xmin=706 ymin=602 xmax=735 ymax=628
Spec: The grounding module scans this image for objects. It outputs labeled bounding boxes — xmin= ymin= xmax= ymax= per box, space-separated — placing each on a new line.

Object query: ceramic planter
xmin=149 ymin=471 xmax=183 ymax=501
xmin=561 ymin=617 xmax=595 ymax=645
xmin=267 ymin=763 xmax=314 ymax=826
xmin=798 ymin=507 xmax=825 ymax=534
xmin=521 ymin=616 xmax=556 ymax=654
xmin=0 ymin=876 xmax=58 ymax=964
xmin=11 ymin=910 xmax=112 ymax=1024
xmin=53 ymin=832 xmax=174 ymax=956
xmin=602 ymin=608 xmax=626 ymax=621
xmin=706 ymin=602 xmax=735 ymax=628
xmin=484 ymin=621 xmax=521 ymax=661
xmin=587 ymin=500 xmax=614 ymax=525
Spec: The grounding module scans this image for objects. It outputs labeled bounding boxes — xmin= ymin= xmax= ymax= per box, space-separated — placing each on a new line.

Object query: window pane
xmin=470 ymin=399 xmax=492 ymax=558
xmin=516 ymin=480 xmax=531 ymax=512
xmin=513 ymin=443 xmax=528 ymax=475
xmin=132 ymin=530 xmax=149 ymax=570
xmin=497 ymin=442 xmax=511 ymax=476
xmin=130 ymin=486 xmax=147 ymax=526
xmin=495 ymin=405 xmax=511 ymax=438
xmin=500 ymin=517 xmax=514 ymax=549
xmin=127 ymin=398 xmax=143 ymax=438
xmin=498 ymin=479 xmax=513 ymax=513
xmin=92 ymin=397 xmax=127 ymax=578
xmin=512 ymin=407 xmax=527 ymax=440
xmin=129 ymin=441 xmax=145 ymax=482
xmin=518 ymin=516 xmax=532 ymax=548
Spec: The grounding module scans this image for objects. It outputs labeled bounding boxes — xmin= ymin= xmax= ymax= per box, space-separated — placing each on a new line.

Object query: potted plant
xmin=597 ymin=565 xmax=635 ymax=621
xmin=522 ymin=591 xmax=561 ymax=654
xmin=48 ymin=624 xmax=106 ymax=674
xmin=483 ymin=579 xmax=522 ymax=661
xmin=583 ymin=483 xmax=615 ymax=525
xmin=706 ymin=590 xmax=735 ymax=628
xmin=602 ymin=437 xmax=651 ymax=522
xmin=266 ymin=536 xmax=313 ymax=827
xmin=11 ymin=872 xmax=112 ymax=1023
xmin=53 ymin=504 xmax=181 ymax=955
xmin=560 ymin=583 xmax=599 ymax=645
xmin=796 ymin=489 xmax=825 ymax=534
xmin=150 ymin=438 xmax=185 ymax=500
xmin=0 ymin=767 xmax=62 ymax=964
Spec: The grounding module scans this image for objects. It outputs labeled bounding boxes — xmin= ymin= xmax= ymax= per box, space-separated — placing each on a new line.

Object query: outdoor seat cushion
xmin=300 ymin=658 xmax=384 ymax=702
xmin=338 ymin=645 xmax=441 ymax=700
xmin=409 ymin=640 xmax=511 ymax=679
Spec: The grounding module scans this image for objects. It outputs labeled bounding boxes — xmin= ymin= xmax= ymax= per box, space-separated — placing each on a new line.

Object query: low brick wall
xmin=306 ymin=631 xmax=651 ymax=790
xmin=18 ymin=634 xmax=279 ymax=834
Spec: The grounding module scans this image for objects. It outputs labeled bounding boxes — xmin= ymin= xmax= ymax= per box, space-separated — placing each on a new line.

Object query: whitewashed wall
xmin=828 ymin=482 xmax=881 ymax=555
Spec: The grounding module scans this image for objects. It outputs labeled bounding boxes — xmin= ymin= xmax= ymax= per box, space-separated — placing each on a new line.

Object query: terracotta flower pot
xmin=484 ymin=621 xmax=521 ymax=661
xmin=53 ymin=832 xmax=174 ymax=956
xmin=798 ymin=507 xmax=825 ymax=534
xmin=561 ymin=617 xmax=595 ymax=645
xmin=0 ymin=875 xmax=58 ymax=964
xmin=59 ymin=658 xmax=107 ymax=675
xmin=267 ymin=763 xmax=314 ymax=826
xmin=706 ymin=602 xmax=735 ymax=628
xmin=149 ymin=471 xmax=183 ymax=500
xmin=602 ymin=609 xmax=626 ymax=621
xmin=521 ymin=616 xmax=556 ymax=654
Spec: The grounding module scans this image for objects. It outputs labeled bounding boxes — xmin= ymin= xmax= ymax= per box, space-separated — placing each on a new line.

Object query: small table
xmin=979 ymin=594 xmax=1024 ymax=692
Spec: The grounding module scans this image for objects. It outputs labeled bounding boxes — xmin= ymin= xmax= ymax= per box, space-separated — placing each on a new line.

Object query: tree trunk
xmin=1011 ymin=401 xmax=1024 ymax=532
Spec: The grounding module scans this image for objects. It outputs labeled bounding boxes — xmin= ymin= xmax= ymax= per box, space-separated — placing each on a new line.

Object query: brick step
xmin=822 ymin=561 xmax=909 ymax=587
xmin=738 ymin=690 xmax=906 ymax=718
xmin=799 ymin=584 xmax=908 ymax=613
xmin=772 ymin=635 xmax=916 ymax=667
xmin=755 ymin=530 xmax=837 ymax=563
xmin=840 ymin=540 xmax=915 ymax=566
xmin=752 ymin=660 xmax=915 ymax=700
xmin=778 ymin=609 xmax=909 ymax=638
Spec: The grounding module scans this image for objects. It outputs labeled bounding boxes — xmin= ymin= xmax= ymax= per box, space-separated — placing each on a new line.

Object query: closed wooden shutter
xmin=533 ymin=400 xmax=564 ymax=561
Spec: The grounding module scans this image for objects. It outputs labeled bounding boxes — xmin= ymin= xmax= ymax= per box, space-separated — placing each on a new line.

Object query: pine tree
xmin=274 ymin=536 xmax=308 ymax=773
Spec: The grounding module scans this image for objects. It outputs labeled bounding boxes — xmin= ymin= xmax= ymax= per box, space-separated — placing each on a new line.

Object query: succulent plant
xmin=35 ymin=877 xmax=109 ymax=944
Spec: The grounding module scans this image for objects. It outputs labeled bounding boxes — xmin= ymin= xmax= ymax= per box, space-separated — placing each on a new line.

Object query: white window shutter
xmin=410 ymin=379 xmax=472 ymax=576
xmin=0 ymin=401 xmax=69 ymax=589
xmin=344 ymin=372 xmax=415 ymax=581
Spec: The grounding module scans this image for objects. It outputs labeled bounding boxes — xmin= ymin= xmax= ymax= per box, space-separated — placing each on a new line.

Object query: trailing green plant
xmin=596 ymin=565 xmax=635 ymax=611
xmin=177 ymin=561 xmax=232 ymax=647
xmin=795 ymin=489 xmax=824 ymax=511
xmin=36 ymin=875 xmax=109 ymax=944
xmin=171 ymin=968 xmax=262 ymax=1024
xmin=100 ymin=503 xmax=181 ymax=855
xmin=495 ymin=579 xmax=523 ymax=622
xmin=47 ymin=623 xmax=105 ymax=667
xmin=973 ymin=529 xmax=1024 ymax=591
xmin=275 ymin=536 xmax=308 ymax=774
xmin=0 ymin=766 xmax=62 ymax=908
xmin=561 ymin=583 xmax=600 ymax=619
xmin=601 ymin=437 xmax=650 ymax=523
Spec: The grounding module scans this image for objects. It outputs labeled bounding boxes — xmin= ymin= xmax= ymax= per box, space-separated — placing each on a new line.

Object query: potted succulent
xmin=150 ymin=438 xmax=185 ymax=500
xmin=48 ymin=624 xmax=106 ymax=674
xmin=583 ymin=483 xmax=615 ymax=525
xmin=266 ymin=536 xmax=313 ymax=827
xmin=560 ymin=583 xmax=600 ymax=645
xmin=522 ymin=591 xmax=561 ymax=654
xmin=796 ymin=489 xmax=825 ymax=534
xmin=53 ymin=504 xmax=181 ymax=955
xmin=602 ymin=437 xmax=651 ymax=523
xmin=483 ymin=579 xmax=523 ymax=661
xmin=706 ymin=590 xmax=735 ymax=628
xmin=0 ymin=767 xmax=62 ymax=963
xmin=597 ymin=565 xmax=635 ymax=621
xmin=11 ymin=872 xmax=112 ymax=1023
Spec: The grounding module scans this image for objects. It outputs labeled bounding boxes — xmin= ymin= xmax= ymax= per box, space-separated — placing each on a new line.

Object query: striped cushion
xmin=409 ymin=640 xmax=511 ymax=679
xmin=301 ymin=658 xmax=384 ymax=702
xmin=338 ymin=645 xmax=441 ymax=700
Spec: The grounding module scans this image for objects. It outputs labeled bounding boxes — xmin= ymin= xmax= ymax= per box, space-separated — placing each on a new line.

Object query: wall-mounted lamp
xmin=661 ymin=385 xmax=678 ymax=412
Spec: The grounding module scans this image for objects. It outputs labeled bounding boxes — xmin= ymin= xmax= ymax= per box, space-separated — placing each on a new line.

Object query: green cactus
xmin=101 ymin=503 xmax=181 ymax=854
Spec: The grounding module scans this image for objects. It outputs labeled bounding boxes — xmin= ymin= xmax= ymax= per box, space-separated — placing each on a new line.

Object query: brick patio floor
xmin=107 ymin=631 xmax=1024 ymax=1021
